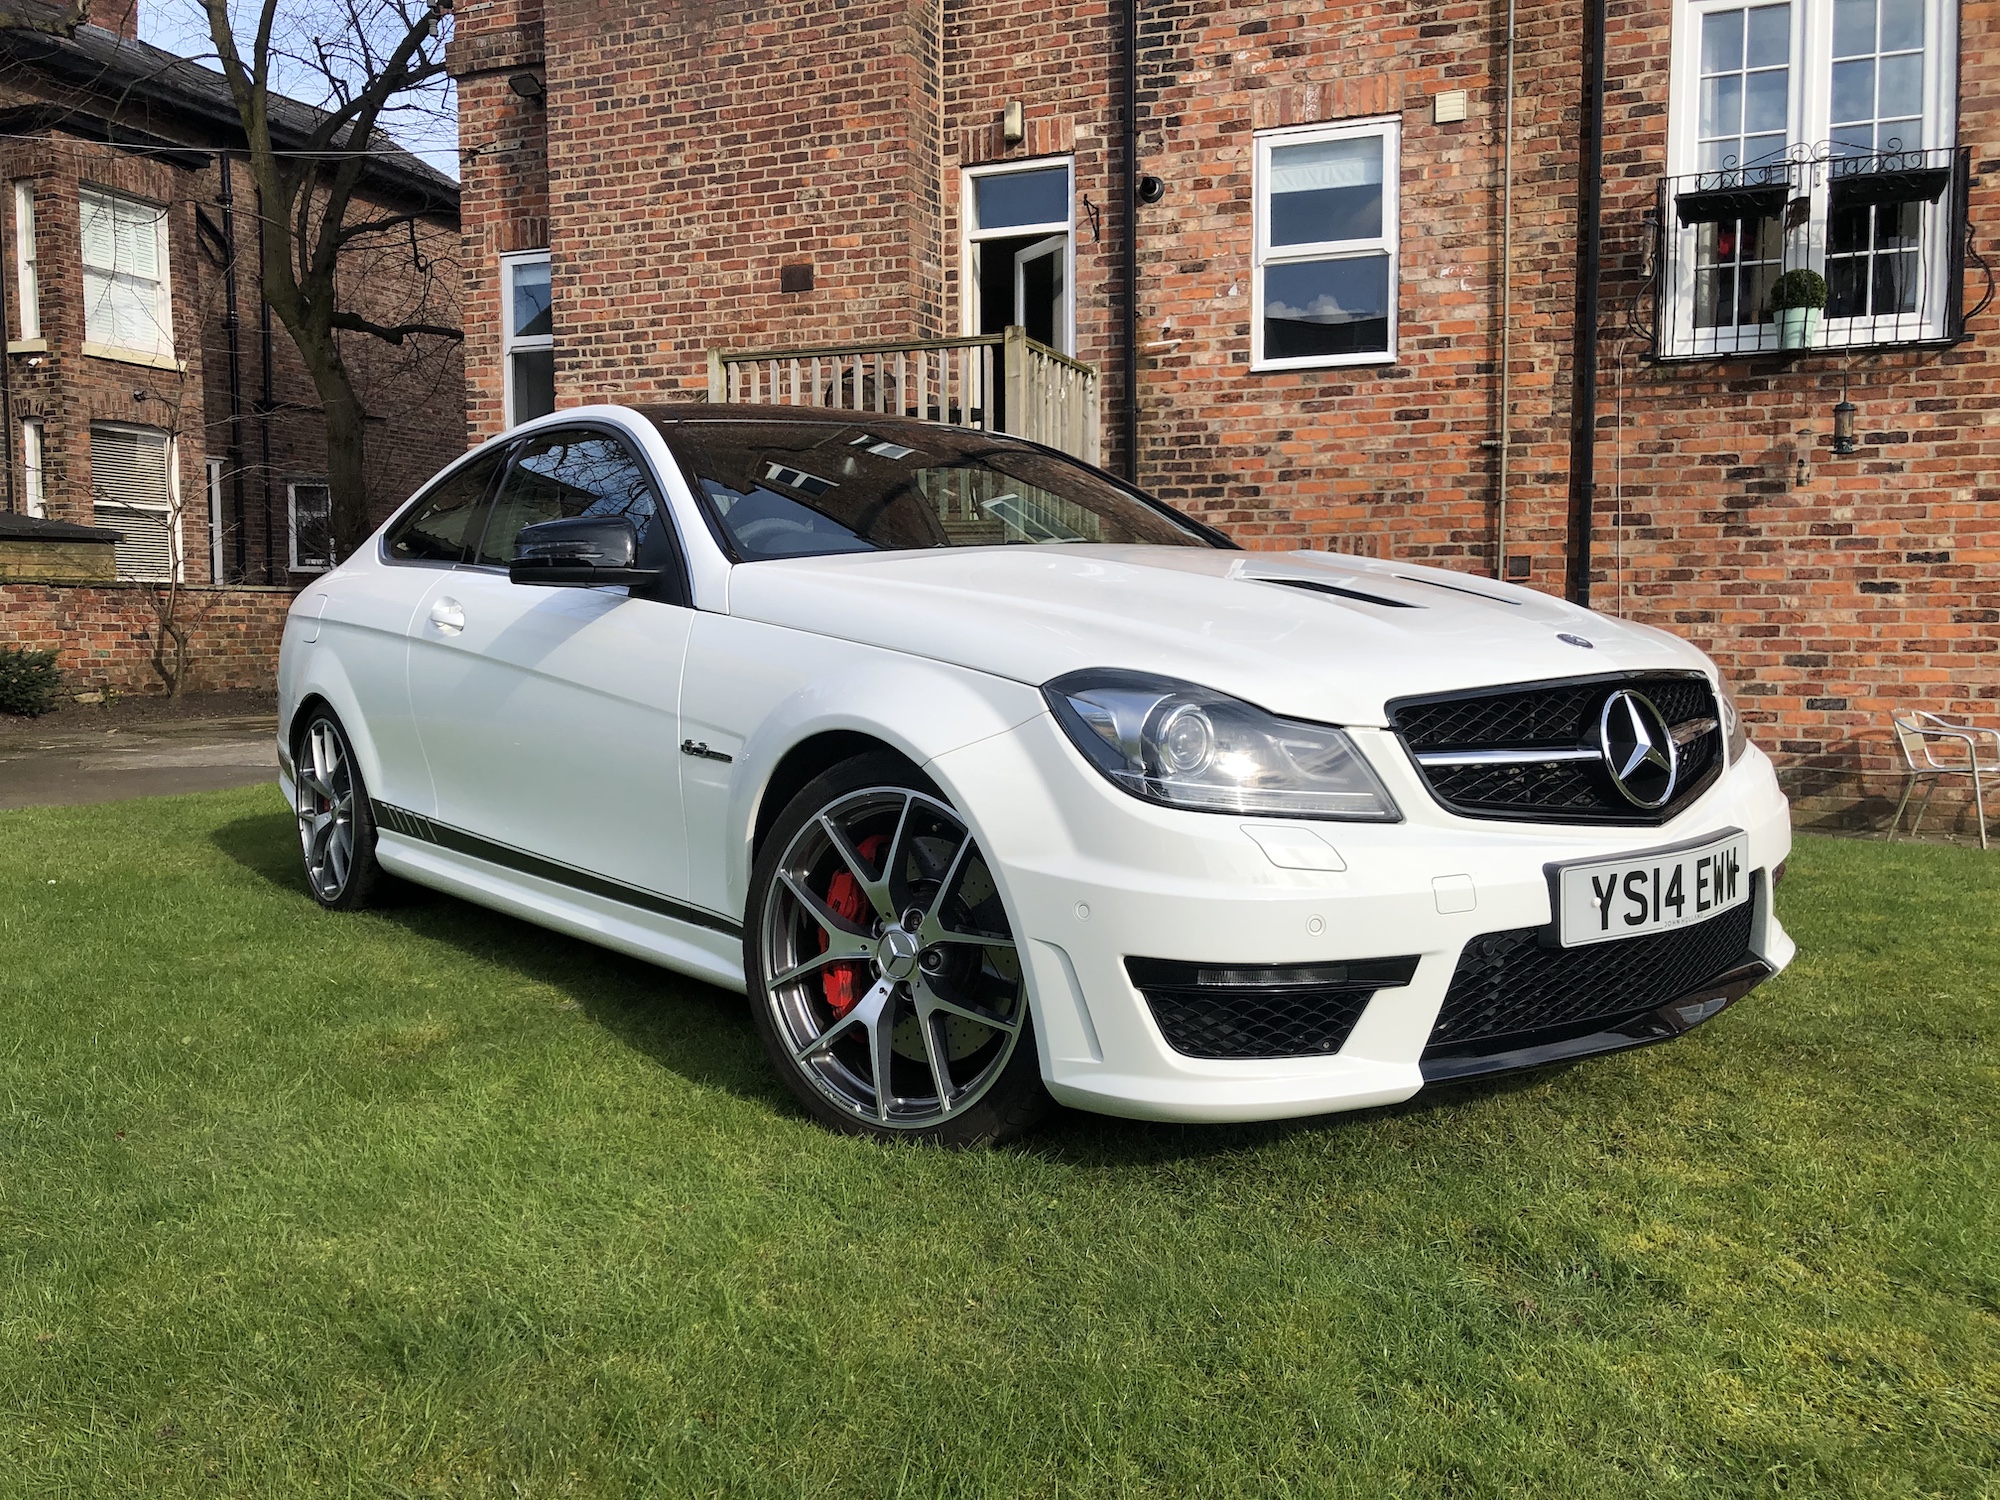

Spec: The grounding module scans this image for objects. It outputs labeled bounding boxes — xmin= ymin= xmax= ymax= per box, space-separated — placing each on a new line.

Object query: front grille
xmin=1422 ymin=897 xmax=1758 ymax=1062
xmin=1127 ymin=956 xmax=1419 ymax=1060
xmin=1391 ymin=673 xmax=1723 ymax=824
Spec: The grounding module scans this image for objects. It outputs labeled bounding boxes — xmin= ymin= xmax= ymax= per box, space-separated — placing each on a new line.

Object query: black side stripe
xmin=372 ymin=799 xmax=743 ymax=937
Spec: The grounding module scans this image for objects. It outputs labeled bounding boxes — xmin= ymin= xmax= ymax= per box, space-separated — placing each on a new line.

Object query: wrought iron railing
xmin=705 ymin=327 xmax=1101 ymax=464
xmin=1651 ymin=145 xmax=1978 ymax=360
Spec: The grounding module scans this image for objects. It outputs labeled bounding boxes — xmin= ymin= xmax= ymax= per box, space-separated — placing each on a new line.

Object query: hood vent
xmin=1254 ymin=576 xmax=1421 ymax=609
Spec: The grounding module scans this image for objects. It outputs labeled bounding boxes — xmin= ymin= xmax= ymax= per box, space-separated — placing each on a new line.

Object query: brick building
xmin=449 ymin=0 xmax=1995 ymax=822
xmin=0 ymin=2 xmax=465 ymax=694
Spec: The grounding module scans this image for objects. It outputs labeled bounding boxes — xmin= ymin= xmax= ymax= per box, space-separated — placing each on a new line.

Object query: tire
xmin=745 ymin=752 xmax=1052 ymax=1146
xmin=293 ymin=706 xmax=386 ymax=911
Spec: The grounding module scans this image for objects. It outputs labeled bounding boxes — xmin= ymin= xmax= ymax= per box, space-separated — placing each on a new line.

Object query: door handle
xmin=428 ymin=597 xmax=465 ymax=635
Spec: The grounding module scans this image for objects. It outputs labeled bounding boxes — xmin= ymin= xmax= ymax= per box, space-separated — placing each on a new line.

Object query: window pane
xmin=1745 ymin=4 xmax=1790 ymax=67
xmin=1833 ymin=0 xmax=1875 ymax=55
xmin=974 ymin=168 xmax=1068 ymax=230
xmin=1877 ymin=52 xmax=1922 ymax=120
xmin=510 ymin=349 xmax=555 ymax=424
xmin=475 ymin=431 xmax=659 ymax=566
xmin=1880 ymin=0 xmax=1923 ymax=51
xmin=1701 ymin=9 xmax=1744 ymax=72
xmin=1830 ymin=58 xmax=1875 ymax=124
xmin=1700 ymin=75 xmax=1743 ymax=141
xmin=1744 ymin=69 xmax=1788 ymax=135
xmin=293 ymin=485 xmax=332 ymax=568
xmin=1262 ymin=256 xmax=1391 ymax=360
xmin=1269 ymin=137 xmax=1383 ymax=245
xmin=511 ymin=259 xmax=551 ymax=339
xmin=386 ymin=451 xmax=505 ymax=563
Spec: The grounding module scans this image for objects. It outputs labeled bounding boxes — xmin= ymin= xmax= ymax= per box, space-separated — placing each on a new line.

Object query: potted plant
xmin=1771 ymin=268 xmax=1828 ymax=351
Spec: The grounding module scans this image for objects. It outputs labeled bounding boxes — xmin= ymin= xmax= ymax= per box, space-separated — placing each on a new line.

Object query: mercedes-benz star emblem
xmin=1599 ymin=689 xmax=1679 ymax=808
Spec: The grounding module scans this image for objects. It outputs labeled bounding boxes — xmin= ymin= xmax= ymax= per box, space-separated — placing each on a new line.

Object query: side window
xmin=384 ymin=449 xmax=506 ymax=563
xmin=471 ymin=429 xmax=664 ymax=567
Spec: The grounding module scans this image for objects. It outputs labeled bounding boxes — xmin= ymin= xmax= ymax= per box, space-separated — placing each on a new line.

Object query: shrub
xmin=0 ymin=646 xmax=62 ymax=717
xmin=1772 ymin=268 xmax=1829 ymax=311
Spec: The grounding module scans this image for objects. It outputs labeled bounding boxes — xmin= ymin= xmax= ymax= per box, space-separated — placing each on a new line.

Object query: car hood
xmin=723 ymin=546 xmax=1712 ymax=726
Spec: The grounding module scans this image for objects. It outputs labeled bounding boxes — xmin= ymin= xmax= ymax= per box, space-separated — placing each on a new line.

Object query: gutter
xmin=1564 ymin=0 xmax=1608 ymax=607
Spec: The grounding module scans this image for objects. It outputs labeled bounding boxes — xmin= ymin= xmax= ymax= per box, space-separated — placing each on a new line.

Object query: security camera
xmin=1136 ymin=175 xmax=1166 ymax=206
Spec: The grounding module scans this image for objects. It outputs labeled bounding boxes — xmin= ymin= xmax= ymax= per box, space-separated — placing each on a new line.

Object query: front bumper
xmin=927 ymin=716 xmax=1795 ymax=1124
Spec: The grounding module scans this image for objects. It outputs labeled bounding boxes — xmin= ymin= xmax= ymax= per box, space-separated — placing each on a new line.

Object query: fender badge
xmin=1557 ymin=633 xmax=1595 ymax=649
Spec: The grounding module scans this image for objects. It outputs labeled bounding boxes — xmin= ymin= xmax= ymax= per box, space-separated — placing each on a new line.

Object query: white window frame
xmin=500 ymin=249 xmax=553 ymax=428
xmin=959 ymin=157 xmax=1076 ymax=356
xmin=79 ymin=185 xmax=176 ymax=366
xmin=13 ymin=181 xmax=38 ymax=342
xmin=1663 ymin=0 xmax=1960 ymax=355
xmin=1251 ymin=116 xmax=1402 ymax=372
xmin=21 ymin=416 xmax=43 ymax=517
xmin=206 ymin=456 xmax=224 ymax=582
xmin=287 ymin=478 xmax=332 ymax=573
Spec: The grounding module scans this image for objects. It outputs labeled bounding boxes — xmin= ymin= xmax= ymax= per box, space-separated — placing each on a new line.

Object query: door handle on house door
xmin=428 ymin=597 xmax=465 ymax=635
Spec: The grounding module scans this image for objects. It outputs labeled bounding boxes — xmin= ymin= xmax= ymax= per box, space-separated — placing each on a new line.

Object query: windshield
xmin=652 ymin=418 xmax=1219 ymax=562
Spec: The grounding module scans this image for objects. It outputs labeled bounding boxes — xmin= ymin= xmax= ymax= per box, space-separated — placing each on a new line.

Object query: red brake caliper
xmin=820 ymin=834 xmax=888 ymax=1019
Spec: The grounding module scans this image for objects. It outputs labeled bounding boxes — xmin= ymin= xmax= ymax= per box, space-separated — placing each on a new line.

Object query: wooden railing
xmin=706 ymin=326 xmax=1101 ymax=465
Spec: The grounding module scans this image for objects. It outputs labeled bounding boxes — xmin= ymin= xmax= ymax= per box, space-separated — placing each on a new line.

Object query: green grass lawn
xmin=1 ymin=788 xmax=1995 ymax=1498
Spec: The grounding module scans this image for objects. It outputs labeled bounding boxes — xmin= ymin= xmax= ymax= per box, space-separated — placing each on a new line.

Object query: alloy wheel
xmin=296 ymin=717 xmax=359 ymax=902
xmin=759 ymin=786 xmax=1025 ymax=1129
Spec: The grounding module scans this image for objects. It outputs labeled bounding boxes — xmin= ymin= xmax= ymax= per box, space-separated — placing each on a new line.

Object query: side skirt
xmin=371 ymin=801 xmax=748 ymax=994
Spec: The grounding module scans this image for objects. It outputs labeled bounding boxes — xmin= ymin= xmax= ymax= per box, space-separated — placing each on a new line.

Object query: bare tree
xmin=199 ymin=0 xmax=460 ymax=558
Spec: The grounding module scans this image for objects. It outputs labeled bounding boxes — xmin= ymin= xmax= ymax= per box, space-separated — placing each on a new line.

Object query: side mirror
xmin=508 ymin=516 xmax=659 ymax=587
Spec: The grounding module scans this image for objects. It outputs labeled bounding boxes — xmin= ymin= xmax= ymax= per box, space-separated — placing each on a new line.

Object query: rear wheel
xmin=745 ymin=753 xmax=1051 ymax=1146
xmin=294 ymin=708 xmax=385 ymax=911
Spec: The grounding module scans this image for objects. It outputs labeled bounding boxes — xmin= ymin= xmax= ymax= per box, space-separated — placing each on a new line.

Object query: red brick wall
xmin=0 ymin=582 xmax=293 ymax=695
xmin=452 ymin=0 xmax=2000 ymax=825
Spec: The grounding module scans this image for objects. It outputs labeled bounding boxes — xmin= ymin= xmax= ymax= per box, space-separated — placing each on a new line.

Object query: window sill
xmin=8 ymin=338 xmax=48 ymax=354
xmin=82 ymin=342 xmax=185 ymax=373
xmin=1251 ymin=351 xmax=1399 ymax=373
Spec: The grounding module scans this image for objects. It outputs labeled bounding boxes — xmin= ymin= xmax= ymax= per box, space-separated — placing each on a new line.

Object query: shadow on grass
xmin=209 ymin=810 xmax=787 ymax=1115
xmin=210 ymin=808 xmax=1569 ymax=1166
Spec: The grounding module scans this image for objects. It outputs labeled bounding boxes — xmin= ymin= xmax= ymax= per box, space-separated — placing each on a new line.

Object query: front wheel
xmin=294 ymin=707 xmax=385 ymax=911
xmin=745 ymin=753 xmax=1051 ymax=1146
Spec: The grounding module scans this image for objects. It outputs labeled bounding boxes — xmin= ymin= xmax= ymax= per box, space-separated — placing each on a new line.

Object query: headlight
xmin=1717 ymin=670 xmax=1751 ymax=763
xmin=1043 ymin=670 xmax=1401 ymax=821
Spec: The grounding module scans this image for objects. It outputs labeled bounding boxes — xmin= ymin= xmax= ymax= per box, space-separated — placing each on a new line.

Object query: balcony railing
xmin=1651 ymin=145 xmax=1977 ymax=360
xmin=705 ymin=327 xmax=1101 ymax=465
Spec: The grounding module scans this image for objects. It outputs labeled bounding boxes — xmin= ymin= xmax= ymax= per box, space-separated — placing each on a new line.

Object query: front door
xmin=404 ymin=425 xmax=696 ymax=903
xmin=1012 ymin=234 xmax=1068 ymax=350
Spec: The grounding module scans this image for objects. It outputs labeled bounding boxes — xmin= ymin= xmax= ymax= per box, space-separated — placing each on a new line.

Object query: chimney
xmin=96 ymin=0 xmax=141 ymax=41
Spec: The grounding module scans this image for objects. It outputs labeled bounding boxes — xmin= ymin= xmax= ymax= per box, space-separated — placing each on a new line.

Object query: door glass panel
xmin=1697 ymin=3 xmax=1790 ymax=173
xmin=473 ymin=430 xmax=660 ymax=566
xmin=510 ymin=259 xmax=552 ymax=338
xmin=385 ymin=450 xmax=506 ymax=563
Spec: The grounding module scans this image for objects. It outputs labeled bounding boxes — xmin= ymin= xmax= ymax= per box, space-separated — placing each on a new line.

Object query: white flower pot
xmin=1778 ymin=307 xmax=1821 ymax=350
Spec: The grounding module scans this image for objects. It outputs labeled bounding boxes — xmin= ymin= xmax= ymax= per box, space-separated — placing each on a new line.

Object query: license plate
xmin=1555 ymin=830 xmax=1750 ymax=948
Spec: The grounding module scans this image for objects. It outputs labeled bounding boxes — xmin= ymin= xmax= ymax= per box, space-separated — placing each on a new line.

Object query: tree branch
xmin=330 ymin=311 xmax=463 ymax=344
xmin=0 ymin=2 xmax=91 ymax=38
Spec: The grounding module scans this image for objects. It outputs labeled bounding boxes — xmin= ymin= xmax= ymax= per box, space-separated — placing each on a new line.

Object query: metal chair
xmin=1888 ymin=711 xmax=2000 ymax=848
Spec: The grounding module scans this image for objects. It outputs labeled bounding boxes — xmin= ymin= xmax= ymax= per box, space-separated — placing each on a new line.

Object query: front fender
xmin=678 ymin=614 xmax=1045 ymax=919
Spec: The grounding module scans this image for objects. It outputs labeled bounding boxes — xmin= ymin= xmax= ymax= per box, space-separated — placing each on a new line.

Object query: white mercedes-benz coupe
xmin=278 ymin=404 xmax=1794 ymax=1144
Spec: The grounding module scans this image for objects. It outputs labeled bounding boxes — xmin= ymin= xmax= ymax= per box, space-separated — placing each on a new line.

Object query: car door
xmin=323 ymin=446 xmax=507 ymax=814
xmin=404 ymin=424 xmax=698 ymax=905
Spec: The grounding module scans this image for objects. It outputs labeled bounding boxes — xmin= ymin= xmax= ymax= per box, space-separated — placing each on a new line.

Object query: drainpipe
xmin=257 ymin=188 xmax=276 ymax=584
xmin=1493 ymin=0 xmax=1517 ymax=578
xmin=220 ymin=155 xmax=246 ymax=581
xmin=1564 ymin=0 xmax=1608 ymax=607
xmin=1119 ymin=0 xmax=1139 ymax=481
